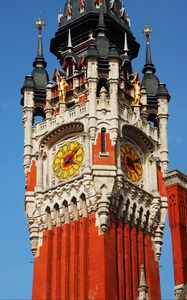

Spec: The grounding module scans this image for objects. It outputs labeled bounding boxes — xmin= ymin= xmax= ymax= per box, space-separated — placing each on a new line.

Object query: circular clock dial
xmin=121 ymin=144 xmax=143 ymax=183
xmin=52 ymin=141 xmax=84 ymax=181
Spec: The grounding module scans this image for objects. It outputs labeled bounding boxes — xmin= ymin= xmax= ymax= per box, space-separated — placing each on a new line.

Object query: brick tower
xmin=21 ymin=2 xmax=170 ymax=299
xmin=165 ymin=170 xmax=187 ymax=299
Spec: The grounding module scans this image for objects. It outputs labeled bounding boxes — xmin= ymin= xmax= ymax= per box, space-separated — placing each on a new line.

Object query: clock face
xmin=52 ymin=140 xmax=84 ymax=181
xmin=121 ymin=143 xmax=143 ymax=183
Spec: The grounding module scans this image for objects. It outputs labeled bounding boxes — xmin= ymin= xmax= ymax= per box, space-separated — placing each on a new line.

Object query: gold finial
xmin=143 ymin=24 xmax=152 ymax=38
xmin=35 ymin=17 xmax=45 ymax=31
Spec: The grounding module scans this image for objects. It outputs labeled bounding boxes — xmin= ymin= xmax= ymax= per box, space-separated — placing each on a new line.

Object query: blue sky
xmin=0 ymin=0 xmax=186 ymax=299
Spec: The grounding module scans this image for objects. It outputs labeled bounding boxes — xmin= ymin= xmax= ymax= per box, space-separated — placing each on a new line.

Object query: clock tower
xmin=21 ymin=2 xmax=170 ymax=299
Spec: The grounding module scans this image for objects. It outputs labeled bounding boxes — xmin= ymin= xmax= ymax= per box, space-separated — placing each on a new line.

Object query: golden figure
xmin=130 ymin=73 xmax=141 ymax=106
xmin=56 ymin=71 xmax=68 ymax=103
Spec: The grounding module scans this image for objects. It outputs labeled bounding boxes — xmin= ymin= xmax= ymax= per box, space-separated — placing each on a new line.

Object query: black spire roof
xmin=21 ymin=17 xmax=49 ymax=113
xmin=32 ymin=18 xmax=49 ymax=91
xmin=50 ymin=0 xmax=140 ymax=62
xmin=141 ymin=25 xmax=159 ymax=103
xmin=95 ymin=4 xmax=109 ymax=59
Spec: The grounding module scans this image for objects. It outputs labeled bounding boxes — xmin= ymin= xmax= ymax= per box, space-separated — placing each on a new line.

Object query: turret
xmin=21 ymin=17 xmax=49 ymax=119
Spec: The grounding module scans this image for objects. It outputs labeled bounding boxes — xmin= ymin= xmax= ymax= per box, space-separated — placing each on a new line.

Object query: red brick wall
xmin=92 ymin=132 xmax=115 ymax=166
xmin=167 ymin=184 xmax=187 ymax=286
xmin=32 ymin=216 xmax=161 ymax=300
xmin=26 ymin=160 xmax=37 ymax=192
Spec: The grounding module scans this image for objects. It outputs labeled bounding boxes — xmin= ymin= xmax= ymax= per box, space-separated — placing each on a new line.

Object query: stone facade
xmin=21 ymin=4 xmax=170 ymax=299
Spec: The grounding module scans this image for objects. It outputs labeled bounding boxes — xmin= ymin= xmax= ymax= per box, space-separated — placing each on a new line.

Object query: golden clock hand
xmin=63 ymin=146 xmax=80 ymax=166
xmin=127 ymin=158 xmax=139 ymax=175
xmin=132 ymin=158 xmax=140 ymax=163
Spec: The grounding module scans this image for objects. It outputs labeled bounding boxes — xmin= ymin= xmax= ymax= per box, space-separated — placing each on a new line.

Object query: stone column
xmin=140 ymin=87 xmax=148 ymax=121
xmin=36 ymin=151 xmax=45 ymax=192
xmin=109 ymin=59 xmax=119 ymax=145
xmin=157 ymin=87 xmax=169 ymax=175
xmin=23 ymin=89 xmax=34 ymax=174
xmin=45 ymin=82 xmax=53 ymax=120
xmin=87 ymin=58 xmax=98 ymax=142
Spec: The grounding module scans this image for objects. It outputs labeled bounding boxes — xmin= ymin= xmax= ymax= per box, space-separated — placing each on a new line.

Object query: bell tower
xmin=21 ymin=2 xmax=170 ymax=299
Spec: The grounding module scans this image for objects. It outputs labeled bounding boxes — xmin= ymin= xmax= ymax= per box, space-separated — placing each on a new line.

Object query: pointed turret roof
xmin=33 ymin=18 xmax=47 ymax=68
xmin=95 ymin=4 xmax=109 ymax=59
xmin=50 ymin=0 xmax=140 ymax=62
xmin=141 ymin=24 xmax=159 ymax=103
xmin=31 ymin=18 xmax=49 ymax=90
xmin=64 ymin=29 xmax=80 ymax=66
xmin=120 ymin=32 xmax=131 ymax=66
xmin=142 ymin=25 xmax=156 ymax=74
xmin=67 ymin=29 xmax=73 ymax=52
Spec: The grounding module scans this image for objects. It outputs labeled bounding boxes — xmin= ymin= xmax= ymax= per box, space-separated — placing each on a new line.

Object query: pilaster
xmin=158 ymin=95 xmax=169 ymax=175
xmin=23 ymin=89 xmax=34 ymax=173
xmin=87 ymin=58 xmax=98 ymax=142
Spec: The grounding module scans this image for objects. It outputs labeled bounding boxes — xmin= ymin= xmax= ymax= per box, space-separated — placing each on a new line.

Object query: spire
xmin=97 ymin=4 xmax=107 ymax=35
xmin=141 ymin=24 xmax=159 ymax=101
xmin=124 ymin=32 xmax=129 ymax=53
xmin=31 ymin=17 xmax=49 ymax=91
xmin=142 ymin=24 xmax=156 ymax=74
xmin=33 ymin=17 xmax=47 ymax=68
xmin=137 ymin=265 xmax=149 ymax=300
xmin=120 ymin=32 xmax=131 ymax=67
xmin=67 ymin=29 xmax=73 ymax=52
xmin=95 ymin=4 xmax=109 ymax=60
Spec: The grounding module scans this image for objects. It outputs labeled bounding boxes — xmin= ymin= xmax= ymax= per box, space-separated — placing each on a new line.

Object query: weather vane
xmin=143 ymin=23 xmax=152 ymax=39
xmin=35 ymin=16 xmax=45 ymax=31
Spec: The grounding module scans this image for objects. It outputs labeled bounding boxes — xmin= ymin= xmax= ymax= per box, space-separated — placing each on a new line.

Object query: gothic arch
xmin=121 ymin=124 xmax=156 ymax=154
xmin=39 ymin=121 xmax=84 ymax=149
xmin=45 ymin=206 xmax=52 ymax=230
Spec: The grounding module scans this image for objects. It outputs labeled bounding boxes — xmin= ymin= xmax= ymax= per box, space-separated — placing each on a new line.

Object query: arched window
xmin=54 ymin=203 xmax=61 ymax=227
xmin=46 ymin=207 xmax=52 ymax=230
xmin=80 ymin=193 xmax=87 ymax=217
xmin=101 ymin=128 xmax=106 ymax=153
xmin=71 ymin=197 xmax=79 ymax=220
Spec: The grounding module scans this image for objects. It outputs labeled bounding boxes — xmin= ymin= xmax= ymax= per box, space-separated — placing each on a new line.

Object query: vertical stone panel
xmin=116 ymin=220 xmax=125 ymax=300
xmin=137 ymin=230 xmax=145 ymax=271
xmin=50 ymin=227 xmax=61 ymax=300
xmin=69 ymin=221 xmax=78 ymax=300
xmin=87 ymin=214 xmax=105 ymax=300
xmin=104 ymin=220 xmax=118 ymax=300
xmin=124 ymin=223 xmax=132 ymax=300
xmin=59 ymin=224 xmax=70 ymax=300
xmin=78 ymin=218 xmax=88 ymax=300
xmin=131 ymin=226 xmax=138 ymax=299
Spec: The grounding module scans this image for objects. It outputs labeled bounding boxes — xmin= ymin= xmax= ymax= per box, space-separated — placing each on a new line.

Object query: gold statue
xmin=56 ymin=71 xmax=68 ymax=103
xmin=130 ymin=73 xmax=141 ymax=106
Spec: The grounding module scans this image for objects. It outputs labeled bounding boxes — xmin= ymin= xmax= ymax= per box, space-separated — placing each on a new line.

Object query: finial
xmin=142 ymin=23 xmax=155 ymax=74
xmin=120 ymin=32 xmax=131 ymax=68
xmin=143 ymin=24 xmax=152 ymax=40
xmin=68 ymin=29 xmax=73 ymax=51
xmin=35 ymin=17 xmax=46 ymax=31
xmin=124 ymin=32 xmax=129 ymax=53
xmin=97 ymin=3 xmax=106 ymax=34
xmin=58 ymin=9 xmax=63 ymax=26
xmin=33 ymin=16 xmax=47 ymax=68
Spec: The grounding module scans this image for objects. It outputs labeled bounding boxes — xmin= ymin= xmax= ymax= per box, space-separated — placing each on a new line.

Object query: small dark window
xmin=101 ymin=128 xmax=106 ymax=153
